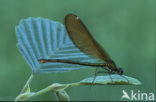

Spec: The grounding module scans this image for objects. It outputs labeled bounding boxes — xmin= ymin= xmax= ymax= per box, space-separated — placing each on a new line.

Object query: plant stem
xmin=20 ymin=73 xmax=34 ymax=94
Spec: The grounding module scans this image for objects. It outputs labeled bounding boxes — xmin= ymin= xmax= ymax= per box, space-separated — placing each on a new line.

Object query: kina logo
xmin=121 ymin=90 xmax=154 ymax=101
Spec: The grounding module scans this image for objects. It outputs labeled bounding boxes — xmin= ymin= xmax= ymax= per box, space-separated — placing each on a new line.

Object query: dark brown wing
xmin=65 ymin=14 xmax=112 ymax=62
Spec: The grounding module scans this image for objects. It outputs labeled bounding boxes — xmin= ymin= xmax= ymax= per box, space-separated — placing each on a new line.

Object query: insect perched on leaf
xmin=38 ymin=14 xmax=127 ymax=83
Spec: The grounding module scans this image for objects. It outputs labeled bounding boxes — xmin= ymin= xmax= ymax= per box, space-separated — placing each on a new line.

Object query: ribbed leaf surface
xmin=16 ymin=17 xmax=100 ymax=74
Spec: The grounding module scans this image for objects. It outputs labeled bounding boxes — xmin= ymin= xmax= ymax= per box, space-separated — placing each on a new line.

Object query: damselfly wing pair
xmin=38 ymin=14 xmax=125 ymax=83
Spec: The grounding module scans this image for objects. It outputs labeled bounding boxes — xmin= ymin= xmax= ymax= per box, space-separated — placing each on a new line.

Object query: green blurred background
xmin=0 ymin=0 xmax=155 ymax=101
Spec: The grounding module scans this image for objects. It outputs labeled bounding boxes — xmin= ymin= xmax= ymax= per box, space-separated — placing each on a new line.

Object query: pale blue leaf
xmin=16 ymin=17 xmax=100 ymax=74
